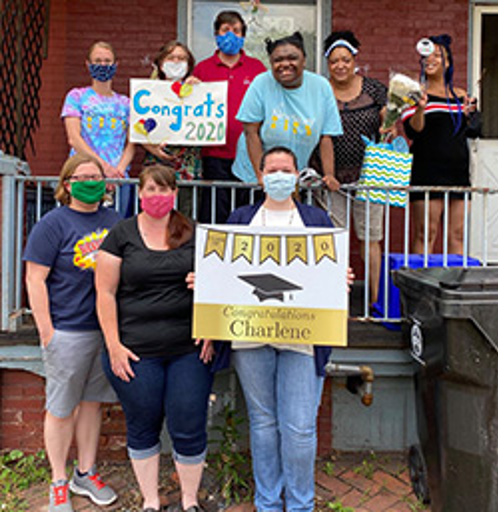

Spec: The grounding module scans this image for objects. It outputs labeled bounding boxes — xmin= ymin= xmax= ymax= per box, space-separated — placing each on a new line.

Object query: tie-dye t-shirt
xmin=61 ymin=87 xmax=130 ymax=168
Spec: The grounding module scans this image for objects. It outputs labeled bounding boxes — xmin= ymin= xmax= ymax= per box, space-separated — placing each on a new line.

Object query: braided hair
xmin=423 ymin=34 xmax=463 ymax=134
xmin=265 ymin=31 xmax=306 ymax=57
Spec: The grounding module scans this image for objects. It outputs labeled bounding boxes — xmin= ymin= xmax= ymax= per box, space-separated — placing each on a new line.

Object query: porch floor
xmin=1 ymin=280 xmax=406 ymax=351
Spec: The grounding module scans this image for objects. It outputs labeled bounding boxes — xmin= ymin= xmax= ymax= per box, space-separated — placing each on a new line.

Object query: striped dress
xmin=402 ymin=94 xmax=469 ymax=198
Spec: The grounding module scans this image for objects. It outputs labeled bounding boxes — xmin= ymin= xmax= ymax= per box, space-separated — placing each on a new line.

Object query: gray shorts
xmin=42 ymin=329 xmax=116 ymax=418
xmin=329 ymin=191 xmax=384 ymax=242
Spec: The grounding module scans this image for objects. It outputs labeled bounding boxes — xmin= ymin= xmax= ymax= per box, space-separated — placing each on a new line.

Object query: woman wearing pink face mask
xmin=95 ymin=165 xmax=213 ymax=512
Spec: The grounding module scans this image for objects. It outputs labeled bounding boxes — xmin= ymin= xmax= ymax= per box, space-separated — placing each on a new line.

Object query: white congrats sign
xmin=129 ymin=79 xmax=228 ymax=145
xmin=193 ymin=224 xmax=349 ymax=346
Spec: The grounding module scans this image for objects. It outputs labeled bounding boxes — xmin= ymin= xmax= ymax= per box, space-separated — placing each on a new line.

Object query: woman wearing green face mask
xmin=23 ymin=153 xmax=121 ymax=512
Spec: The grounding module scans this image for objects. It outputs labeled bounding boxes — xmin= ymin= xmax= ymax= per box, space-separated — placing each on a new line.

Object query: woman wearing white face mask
xmin=142 ymin=41 xmax=201 ymax=217
xmin=212 ymin=146 xmax=352 ymax=512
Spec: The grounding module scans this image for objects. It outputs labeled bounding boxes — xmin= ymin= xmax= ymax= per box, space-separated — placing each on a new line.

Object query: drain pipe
xmin=325 ymin=363 xmax=374 ymax=406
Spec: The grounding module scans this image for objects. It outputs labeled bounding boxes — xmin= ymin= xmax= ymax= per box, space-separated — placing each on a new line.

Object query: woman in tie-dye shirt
xmin=61 ymin=41 xmax=135 ymax=214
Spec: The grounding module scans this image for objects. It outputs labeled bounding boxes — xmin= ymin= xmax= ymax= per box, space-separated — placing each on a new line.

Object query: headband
xmin=325 ymin=39 xmax=359 ymax=58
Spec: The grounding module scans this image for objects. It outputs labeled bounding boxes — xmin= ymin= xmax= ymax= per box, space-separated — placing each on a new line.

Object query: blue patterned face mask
xmin=263 ymin=172 xmax=297 ymax=202
xmin=88 ymin=63 xmax=117 ymax=82
xmin=216 ymin=31 xmax=245 ymax=55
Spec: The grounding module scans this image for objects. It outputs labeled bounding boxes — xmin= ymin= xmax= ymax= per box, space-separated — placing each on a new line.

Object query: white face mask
xmin=161 ymin=61 xmax=188 ymax=81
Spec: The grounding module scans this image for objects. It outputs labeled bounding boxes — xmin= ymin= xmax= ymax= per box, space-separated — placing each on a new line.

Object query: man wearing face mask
xmin=194 ymin=10 xmax=266 ymax=224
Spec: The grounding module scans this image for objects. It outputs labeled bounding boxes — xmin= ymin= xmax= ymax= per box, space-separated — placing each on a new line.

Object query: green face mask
xmin=71 ymin=180 xmax=106 ymax=204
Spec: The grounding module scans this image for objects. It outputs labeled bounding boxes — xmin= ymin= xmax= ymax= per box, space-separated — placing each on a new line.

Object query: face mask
xmin=71 ymin=181 xmax=106 ymax=204
xmin=141 ymin=194 xmax=175 ymax=219
xmin=216 ymin=32 xmax=245 ymax=56
xmin=89 ymin=63 xmax=117 ymax=82
xmin=263 ymin=172 xmax=297 ymax=202
xmin=161 ymin=61 xmax=188 ymax=81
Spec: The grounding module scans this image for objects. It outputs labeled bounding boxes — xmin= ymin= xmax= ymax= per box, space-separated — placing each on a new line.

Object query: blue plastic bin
xmin=372 ymin=254 xmax=481 ymax=330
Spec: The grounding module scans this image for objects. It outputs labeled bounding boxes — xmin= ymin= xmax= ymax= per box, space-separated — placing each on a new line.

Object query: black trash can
xmin=394 ymin=266 xmax=498 ymax=512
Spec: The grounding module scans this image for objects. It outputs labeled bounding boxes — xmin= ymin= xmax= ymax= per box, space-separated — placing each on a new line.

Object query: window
xmin=181 ymin=0 xmax=327 ymax=72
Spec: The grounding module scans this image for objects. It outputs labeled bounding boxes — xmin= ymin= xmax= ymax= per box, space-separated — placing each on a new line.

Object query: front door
xmin=470 ymin=6 xmax=498 ymax=263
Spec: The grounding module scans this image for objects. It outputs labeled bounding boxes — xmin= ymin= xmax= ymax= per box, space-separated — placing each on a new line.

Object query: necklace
xmin=261 ymin=207 xmax=296 ymax=226
xmin=138 ymin=216 xmax=169 ymax=249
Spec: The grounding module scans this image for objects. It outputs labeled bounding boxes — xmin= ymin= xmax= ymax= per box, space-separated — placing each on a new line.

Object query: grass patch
xmin=0 ymin=449 xmax=50 ymax=511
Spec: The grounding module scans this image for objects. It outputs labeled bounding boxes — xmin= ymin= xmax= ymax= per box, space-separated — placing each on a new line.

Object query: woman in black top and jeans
xmin=96 ymin=165 xmax=213 ymax=512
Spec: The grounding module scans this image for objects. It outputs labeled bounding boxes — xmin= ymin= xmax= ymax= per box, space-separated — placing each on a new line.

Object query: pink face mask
xmin=140 ymin=194 xmax=175 ymax=219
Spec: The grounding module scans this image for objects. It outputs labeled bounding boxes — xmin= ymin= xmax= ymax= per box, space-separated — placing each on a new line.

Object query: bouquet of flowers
xmin=381 ymin=72 xmax=422 ymax=141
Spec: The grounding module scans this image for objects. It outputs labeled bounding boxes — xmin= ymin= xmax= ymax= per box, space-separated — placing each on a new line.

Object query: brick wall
xmin=0 ymin=369 xmax=129 ymax=459
xmin=25 ymin=0 xmax=178 ymax=176
xmin=0 ymin=368 xmax=335 ymax=458
xmin=331 ymin=0 xmax=468 ymax=87
xmin=317 ymin=377 xmax=333 ymax=456
xmin=0 ymin=369 xmax=45 ymax=452
xmin=25 ymin=0 xmax=470 ymax=178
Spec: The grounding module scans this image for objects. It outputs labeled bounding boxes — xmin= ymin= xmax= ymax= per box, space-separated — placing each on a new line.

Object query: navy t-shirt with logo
xmin=23 ymin=205 xmax=121 ymax=331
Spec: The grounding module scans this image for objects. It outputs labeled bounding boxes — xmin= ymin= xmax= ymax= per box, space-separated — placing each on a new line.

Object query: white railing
xmin=1 ymin=156 xmax=496 ymax=332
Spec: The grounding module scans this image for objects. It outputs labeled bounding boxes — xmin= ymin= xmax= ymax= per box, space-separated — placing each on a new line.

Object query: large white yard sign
xmin=193 ymin=224 xmax=349 ymax=346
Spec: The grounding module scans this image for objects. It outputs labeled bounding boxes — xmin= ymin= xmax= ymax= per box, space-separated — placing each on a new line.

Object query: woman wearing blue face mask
xmin=212 ymin=146 xmax=349 ymax=512
xmin=62 ymin=41 xmax=135 ymax=215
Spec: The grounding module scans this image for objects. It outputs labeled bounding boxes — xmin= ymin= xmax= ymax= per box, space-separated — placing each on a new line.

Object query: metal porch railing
xmin=1 ymin=154 xmax=497 ymax=332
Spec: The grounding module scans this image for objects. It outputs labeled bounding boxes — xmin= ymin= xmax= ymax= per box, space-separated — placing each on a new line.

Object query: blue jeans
xmin=102 ymin=350 xmax=213 ymax=463
xmin=233 ymin=346 xmax=324 ymax=512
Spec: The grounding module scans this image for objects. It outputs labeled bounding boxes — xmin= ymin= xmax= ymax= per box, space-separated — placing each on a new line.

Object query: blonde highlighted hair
xmin=87 ymin=41 xmax=117 ymax=62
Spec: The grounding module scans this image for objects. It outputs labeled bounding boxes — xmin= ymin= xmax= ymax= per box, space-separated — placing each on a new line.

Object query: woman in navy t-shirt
xmin=24 ymin=153 xmax=120 ymax=511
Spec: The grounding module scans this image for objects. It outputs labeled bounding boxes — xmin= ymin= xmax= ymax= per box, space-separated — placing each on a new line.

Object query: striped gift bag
xmin=356 ymin=139 xmax=412 ymax=207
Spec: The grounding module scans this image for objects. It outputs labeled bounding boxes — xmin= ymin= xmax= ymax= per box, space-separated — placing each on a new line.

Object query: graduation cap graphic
xmin=238 ymin=273 xmax=303 ymax=302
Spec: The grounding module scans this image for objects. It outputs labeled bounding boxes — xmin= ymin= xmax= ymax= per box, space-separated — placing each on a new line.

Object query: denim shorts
xmin=42 ymin=329 xmax=117 ymax=418
xmin=102 ymin=350 xmax=213 ymax=462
